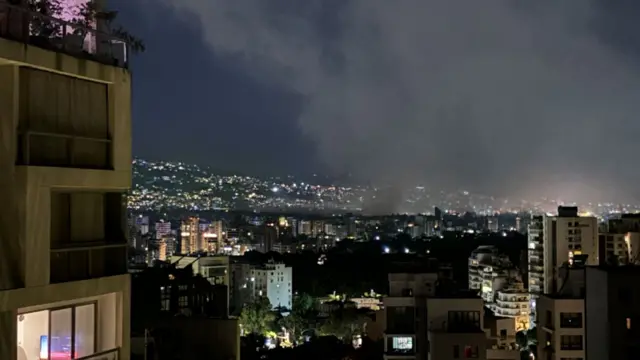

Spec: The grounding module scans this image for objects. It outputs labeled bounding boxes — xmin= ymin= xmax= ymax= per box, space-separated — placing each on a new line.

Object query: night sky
xmin=112 ymin=0 xmax=640 ymax=201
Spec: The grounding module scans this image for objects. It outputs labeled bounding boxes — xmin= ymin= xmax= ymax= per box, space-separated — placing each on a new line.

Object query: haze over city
xmin=115 ymin=0 xmax=640 ymax=207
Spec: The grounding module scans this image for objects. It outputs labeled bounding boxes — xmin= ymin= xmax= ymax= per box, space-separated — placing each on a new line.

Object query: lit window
xmin=627 ymin=317 xmax=632 ymax=330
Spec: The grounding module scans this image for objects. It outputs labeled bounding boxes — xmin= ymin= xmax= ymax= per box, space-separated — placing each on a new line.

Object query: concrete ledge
xmin=0 ymin=274 xmax=130 ymax=311
xmin=0 ymin=37 xmax=129 ymax=83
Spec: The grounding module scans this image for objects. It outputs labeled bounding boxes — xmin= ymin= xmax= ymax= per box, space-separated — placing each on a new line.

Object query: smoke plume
xmin=154 ymin=0 xmax=640 ymax=205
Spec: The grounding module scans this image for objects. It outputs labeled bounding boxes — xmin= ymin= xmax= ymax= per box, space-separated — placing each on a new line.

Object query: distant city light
xmin=271 ymin=187 xmax=279 ymax=192
xmin=383 ymin=246 xmax=390 ymax=254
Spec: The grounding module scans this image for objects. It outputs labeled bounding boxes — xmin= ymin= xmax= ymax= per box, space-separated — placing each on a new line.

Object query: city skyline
xmin=114 ymin=0 xmax=640 ymax=203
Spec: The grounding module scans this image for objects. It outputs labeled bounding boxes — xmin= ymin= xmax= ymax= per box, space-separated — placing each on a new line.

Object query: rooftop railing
xmin=0 ymin=2 xmax=129 ymax=68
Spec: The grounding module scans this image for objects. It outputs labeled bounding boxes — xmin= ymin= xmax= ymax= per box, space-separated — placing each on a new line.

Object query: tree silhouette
xmin=240 ymin=297 xmax=276 ymax=336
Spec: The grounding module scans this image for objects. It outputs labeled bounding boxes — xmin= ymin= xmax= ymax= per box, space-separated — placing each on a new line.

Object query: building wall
xmin=585 ymin=267 xmax=640 ymax=360
xmin=584 ymin=267 xmax=607 ymax=360
xmin=536 ymin=296 xmax=584 ymax=360
xmin=0 ymin=29 xmax=132 ymax=360
xmin=251 ymin=263 xmax=292 ymax=309
xmin=543 ymin=213 xmax=597 ymax=294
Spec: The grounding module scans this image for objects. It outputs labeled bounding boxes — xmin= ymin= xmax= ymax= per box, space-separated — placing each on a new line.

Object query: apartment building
xmin=384 ymin=272 xmax=438 ymax=360
xmin=180 ymin=216 xmax=200 ymax=254
xmin=536 ymin=267 xmax=585 ymax=360
xmin=383 ymin=271 xmax=510 ymax=360
xmin=0 ymin=2 xmax=132 ymax=359
xmin=427 ymin=295 xmax=487 ymax=360
xmin=468 ymin=246 xmax=512 ymax=291
xmin=249 ymin=261 xmax=292 ymax=309
xmin=542 ymin=206 xmax=597 ymax=294
xmin=527 ymin=215 xmax=544 ymax=296
xmin=599 ymin=214 xmax=640 ymax=265
xmin=492 ymin=283 xmax=530 ymax=332
xmin=585 ymin=266 xmax=640 ymax=360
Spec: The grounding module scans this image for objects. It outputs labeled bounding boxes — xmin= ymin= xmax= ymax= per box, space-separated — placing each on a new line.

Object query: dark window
xmin=619 ymin=288 xmax=632 ymax=304
xmin=387 ymin=307 xmax=415 ymax=334
xmin=500 ymin=329 xmax=507 ymax=339
xmin=545 ymin=310 xmax=553 ymax=327
xmin=401 ymin=288 xmax=413 ymax=296
xmin=560 ymin=312 xmax=583 ymax=328
xmin=560 ymin=335 xmax=583 ymax=350
xmin=448 ymin=311 xmax=481 ymax=331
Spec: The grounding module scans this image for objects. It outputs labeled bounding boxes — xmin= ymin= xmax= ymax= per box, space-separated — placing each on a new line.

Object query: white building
xmin=480 ymin=266 xmax=520 ymax=304
xmin=542 ymin=207 xmax=597 ymax=294
xmin=468 ymin=246 xmax=513 ymax=293
xmin=492 ymin=283 xmax=530 ymax=332
xmin=250 ymin=261 xmax=292 ymax=309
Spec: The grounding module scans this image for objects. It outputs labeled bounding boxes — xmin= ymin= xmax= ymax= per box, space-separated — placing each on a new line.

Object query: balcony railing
xmin=78 ymin=348 xmax=119 ymax=360
xmin=0 ymin=2 xmax=129 ymax=68
xmin=17 ymin=131 xmax=112 ymax=170
xmin=50 ymin=241 xmax=127 ymax=283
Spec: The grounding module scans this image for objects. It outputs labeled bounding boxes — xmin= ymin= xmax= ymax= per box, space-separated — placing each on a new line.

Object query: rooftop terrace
xmin=0 ymin=2 xmax=129 ymax=68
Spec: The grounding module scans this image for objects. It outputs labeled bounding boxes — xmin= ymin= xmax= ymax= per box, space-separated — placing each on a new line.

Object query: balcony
xmin=0 ymin=2 xmax=129 ymax=68
xmin=17 ymin=130 xmax=112 ymax=169
xmin=50 ymin=241 xmax=127 ymax=283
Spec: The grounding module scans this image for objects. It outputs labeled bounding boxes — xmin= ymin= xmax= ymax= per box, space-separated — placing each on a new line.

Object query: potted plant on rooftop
xmin=24 ymin=0 xmax=144 ymax=63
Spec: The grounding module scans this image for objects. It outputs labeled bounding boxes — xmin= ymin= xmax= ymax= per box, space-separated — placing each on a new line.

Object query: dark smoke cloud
xmin=155 ymin=0 xmax=640 ymax=204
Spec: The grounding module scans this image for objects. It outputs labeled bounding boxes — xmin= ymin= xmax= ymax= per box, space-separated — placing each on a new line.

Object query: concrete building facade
xmin=0 ymin=4 xmax=132 ymax=359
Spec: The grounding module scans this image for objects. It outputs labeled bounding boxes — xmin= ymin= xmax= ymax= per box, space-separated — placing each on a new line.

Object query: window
xmin=560 ymin=313 xmax=583 ymax=328
xmin=560 ymin=335 xmax=583 ymax=350
xmin=627 ymin=317 xmax=632 ymax=330
xmin=179 ymin=296 xmax=188 ymax=307
xmin=17 ymin=303 xmax=96 ymax=360
xmin=453 ymin=345 xmax=460 ymax=358
xmin=392 ymin=337 xmax=413 ymax=350
xmin=50 ymin=308 xmax=73 ymax=359
xmin=499 ymin=329 xmax=507 ymax=339
xmin=74 ymin=305 xmax=95 ymax=359
xmin=448 ymin=311 xmax=481 ymax=331
xmin=464 ymin=345 xmax=479 ymax=358
xmin=401 ymin=288 xmax=413 ymax=296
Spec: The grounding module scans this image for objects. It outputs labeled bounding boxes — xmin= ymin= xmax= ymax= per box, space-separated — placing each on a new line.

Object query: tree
xmin=279 ymin=293 xmax=318 ymax=344
xmin=516 ymin=327 xmax=537 ymax=359
xmin=28 ymin=0 xmax=145 ymax=53
xmin=240 ymin=297 xmax=276 ymax=336
xmin=72 ymin=0 xmax=145 ymax=52
xmin=320 ymin=307 xmax=367 ymax=342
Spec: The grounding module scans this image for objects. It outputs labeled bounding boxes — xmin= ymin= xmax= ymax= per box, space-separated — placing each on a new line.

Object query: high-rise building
xmin=155 ymin=221 xmax=171 ymax=239
xmin=542 ymin=206 xmax=598 ymax=294
xmin=180 ymin=216 xmax=200 ymax=254
xmin=0 ymin=4 xmax=132 ymax=358
xmin=527 ymin=216 xmax=544 ymax=296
